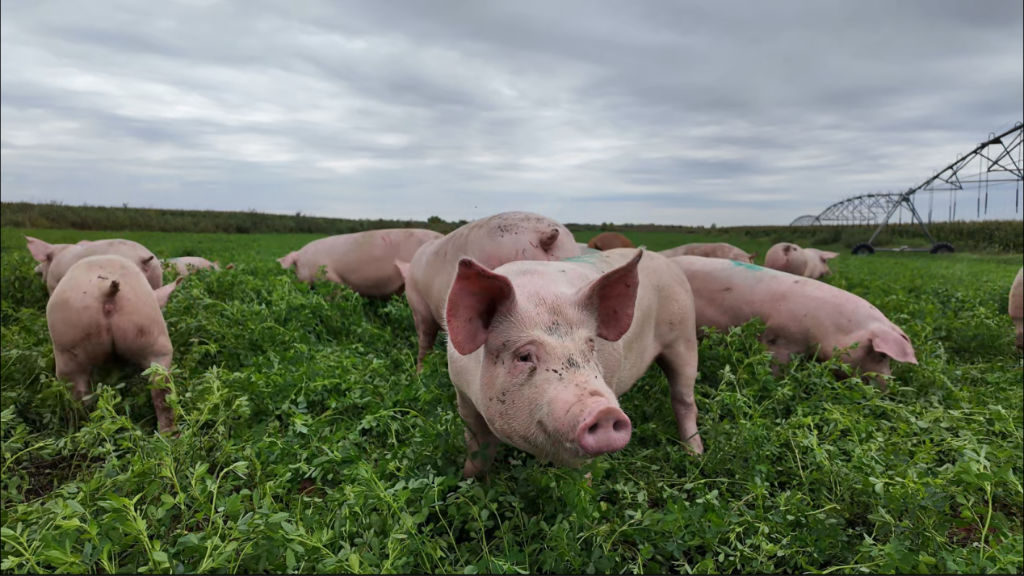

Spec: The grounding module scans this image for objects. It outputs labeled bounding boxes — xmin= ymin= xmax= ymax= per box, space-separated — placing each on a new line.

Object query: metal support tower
xmin=790 ymin=122 xmax=1023 ymax=255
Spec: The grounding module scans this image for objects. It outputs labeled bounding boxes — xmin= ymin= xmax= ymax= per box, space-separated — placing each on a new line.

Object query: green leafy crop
xmin=2 ymin=228 xmax=1021 ymax=574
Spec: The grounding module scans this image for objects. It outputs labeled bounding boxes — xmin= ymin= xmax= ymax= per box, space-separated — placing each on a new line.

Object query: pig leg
xmin=144 ymin=351 xmax=176 ymax=434
xmin=403 ymin=283 xmax=441 ymax=371
xmin=415 ymin=314 xmax=441 ymax=371
xmin=117 ymin=327 xmax=177 ymax=434
xmin=55 ymin=352 xmax=94 ymax=428
xmin=55 ymin=354 xmax=93 ymax=403
xmin=656 ymin=344 xmax=705 ymax=455
xmin=458 ymin=392 xmax=500 ymax=478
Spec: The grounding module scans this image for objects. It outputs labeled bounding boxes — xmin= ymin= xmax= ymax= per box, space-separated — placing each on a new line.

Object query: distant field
xmin=4 ymin=201 xmax=1022 ymax=254
xmin=2 ymin=228 xmax=1022 ymax=574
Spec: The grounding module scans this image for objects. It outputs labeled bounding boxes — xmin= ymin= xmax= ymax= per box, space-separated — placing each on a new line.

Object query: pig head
xmin=803 ymin=249 xmax=840 ymax=279
xmin=446 ymin=255 xmax=640 ymax=473
xmin=445 ymin=249 xmax=704 ymax=477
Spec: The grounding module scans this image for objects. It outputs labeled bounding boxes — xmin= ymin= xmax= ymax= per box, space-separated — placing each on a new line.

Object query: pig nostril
xmin=613 ymin=420 xmax=627 ymax=433
xmin=588 ymin=424 xmax=599 ymax=435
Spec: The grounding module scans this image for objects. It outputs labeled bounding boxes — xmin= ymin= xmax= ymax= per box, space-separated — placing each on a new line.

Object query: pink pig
xmin=445 ymin=248 xmax=703 ymax=477
xmin=660 ymin=242 xmax=757 ymax=263
xmin=396 ymin=212 xmax=580 ymax=370
xmin=167 ymin=257 xmax=234 ymax=277
xmin=47 ymin=255 xmax=183 ymax=432
xmin=1011 ymin=268 xmax=1023 ymax=350
xmin=672 ymin=256 xmax=917 ymax=389
xmin=278 ymin=229 xmax=443 ymax=298
xmin=764 ymin=243 xmax=839 ymax=279
xmin=27 ymin=237 xmax=163 ymax=294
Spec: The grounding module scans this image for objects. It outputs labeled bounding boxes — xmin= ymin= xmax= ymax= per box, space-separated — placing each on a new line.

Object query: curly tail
xmin=107 ymin=280 xmax=121 ymax=298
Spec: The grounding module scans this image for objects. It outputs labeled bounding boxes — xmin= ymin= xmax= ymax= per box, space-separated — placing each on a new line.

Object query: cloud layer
xmin=2 ymin=0 xmax=1022 ymax=226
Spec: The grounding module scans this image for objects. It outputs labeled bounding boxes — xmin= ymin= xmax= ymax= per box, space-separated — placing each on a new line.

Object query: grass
xmin=1 ymin=227 xmax=1022 ymax=574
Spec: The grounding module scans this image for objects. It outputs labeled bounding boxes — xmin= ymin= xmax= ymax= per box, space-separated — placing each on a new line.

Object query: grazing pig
xmin=671 ymin=256 xmax=917 ymax=389
xmin=27 ymin=237 xmax=163 ymax=294
xmin=764 ymin=243 xmax=838 ymax=279
xmin=445 ymin=248 xmax=703 ymax=477
xmin=167 ymin=257 xmax=234 ymax=277
xmin=1011 ymin=268 xmax=1023 ymax=349
xmin=660 ymin=242 xmax=756 ymax=263
xmin=278 ymin=229 xmax=443 ymax=298
xmin=587 ymin=232 xmax=635 ymax=251
xmin=396 ymin=212 xmax=580 ymax=370
xmin=47 ymin=255 xmax=183 ymax=432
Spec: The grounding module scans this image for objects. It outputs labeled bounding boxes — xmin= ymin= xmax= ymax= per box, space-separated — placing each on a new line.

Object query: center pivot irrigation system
xmin=790 ymin=122 xmax=1023 ymax=255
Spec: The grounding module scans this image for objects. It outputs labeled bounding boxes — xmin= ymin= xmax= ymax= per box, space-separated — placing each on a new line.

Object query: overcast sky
xmin=2 ymin=0 xmax=1022 ymax=226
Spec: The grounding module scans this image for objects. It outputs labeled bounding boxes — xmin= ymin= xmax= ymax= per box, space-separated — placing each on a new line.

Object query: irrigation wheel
xmin=852 ymin=243 xmax=876 ymax=256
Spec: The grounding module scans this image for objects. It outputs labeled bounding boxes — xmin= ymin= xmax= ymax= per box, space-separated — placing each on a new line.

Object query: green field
xmin=2 ymin=227 xmax=1022 ymax=574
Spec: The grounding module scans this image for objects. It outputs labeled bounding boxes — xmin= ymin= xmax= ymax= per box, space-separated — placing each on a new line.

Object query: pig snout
xmin=576 ymin=405 xmax=632 ymax=457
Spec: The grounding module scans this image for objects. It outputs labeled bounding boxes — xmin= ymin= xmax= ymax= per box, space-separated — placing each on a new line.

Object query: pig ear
xmin=154 ymin=277 xmax=183 ymax=308
xmin=446 ymin=258 xmax=516 ymax=356
xmin=577 ymin=250 xmax=643 ymax=342
xmin=871 ymin=328 xmax=918 ymax=365
xmin=25 ymin=236 xmax=54 ymax=263
xmin=278 ymin=253 xmax=296 ymax=269
xmin=394 ymin=259 xmax=411 ymax=281
xmin=822 ymin=251 xmax=840 ymax=260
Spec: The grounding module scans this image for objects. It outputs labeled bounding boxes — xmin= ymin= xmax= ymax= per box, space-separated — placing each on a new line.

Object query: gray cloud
xmin=1 ymin=0 xmax=1022 ymax=226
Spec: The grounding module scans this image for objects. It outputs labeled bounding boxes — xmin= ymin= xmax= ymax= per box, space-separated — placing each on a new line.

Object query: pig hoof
xmin=462 ymin=460 xmax=488 ymax=479
xmin=684 ymin=435 xmax=705 ymax=456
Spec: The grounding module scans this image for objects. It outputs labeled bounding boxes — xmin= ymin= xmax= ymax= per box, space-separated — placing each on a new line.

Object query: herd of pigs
xmin=21 ymin=211 xmax=1024 ymax=478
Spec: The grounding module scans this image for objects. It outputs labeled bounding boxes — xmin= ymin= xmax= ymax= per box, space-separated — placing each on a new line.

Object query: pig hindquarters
xmin=672 ymin=256 xmax=917 ymax=389
xmin=445 ymin=248 xmax=703 ymax=477
xmin=46 ymin=256 xmax=182 ymax=432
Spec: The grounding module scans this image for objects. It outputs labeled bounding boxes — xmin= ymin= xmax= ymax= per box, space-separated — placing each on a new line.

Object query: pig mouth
xmin=529 ymin=419 xmax=590 ymax=466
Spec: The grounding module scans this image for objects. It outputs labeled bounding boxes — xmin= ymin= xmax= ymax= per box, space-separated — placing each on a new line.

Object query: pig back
xmin=303 ymin=229 xmax=443 ymax=296
xmin=587 ymin=232 xmax=634 ymax=251
xmin=411 ymin=212 xmax=578 ymax=325
xmin=662 ymin=243 xmax=749 ymax=262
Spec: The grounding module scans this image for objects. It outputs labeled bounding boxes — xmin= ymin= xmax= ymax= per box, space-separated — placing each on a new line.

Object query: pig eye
xmin=517 ymin=352 xmax=534 ymax=364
